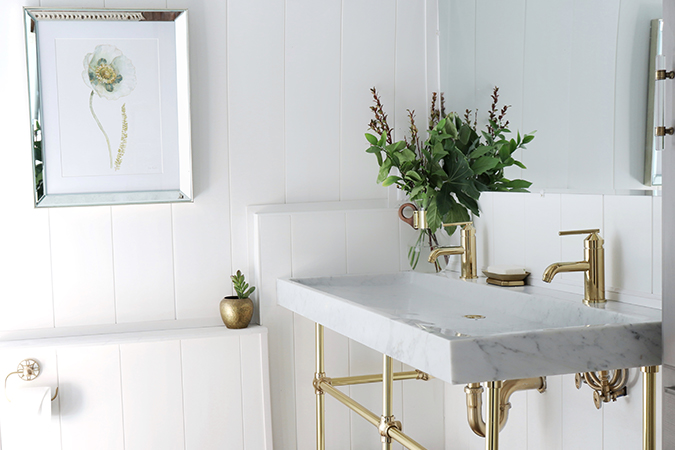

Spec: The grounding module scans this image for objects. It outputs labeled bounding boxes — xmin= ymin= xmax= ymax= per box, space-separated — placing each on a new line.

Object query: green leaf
xmin=377 ymin=160 xmax=392 ymax=183
xmin=469 ymin=145 xmax=492 ymax=159
xmin=456 ymin=191 xmax=480 ymax=216
xmin=513 ymin=160 xmax=527 ymax=169
xmin=405 ymin=170 xmax=423 ymax=182
xmin=459 ymin=124 xmax=471 ymax=145
xmin=522 ymin=134 xmax=535 ymax=144
xmin=382 ymin=175 xmax=401 ymax=187
xmin=503 ymin=179 xmax=532 ymax=189
xmin=398 ymin=148 xmax=417 ymax=162
xmin=365 ymin=133 xmax=379 ymax=145
xmin=470 ymin=156 xmax=499 ymax=175
xmin=425 ymin=199 xmax=443 ymax=232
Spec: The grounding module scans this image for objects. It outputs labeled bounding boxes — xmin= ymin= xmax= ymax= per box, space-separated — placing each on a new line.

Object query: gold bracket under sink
xmin=575 ymin=369 xmax=628 ymax=409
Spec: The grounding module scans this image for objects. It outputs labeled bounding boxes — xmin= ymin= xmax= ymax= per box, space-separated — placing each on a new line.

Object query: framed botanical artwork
xmin=24 ymin=8 xmax=193 ymax=207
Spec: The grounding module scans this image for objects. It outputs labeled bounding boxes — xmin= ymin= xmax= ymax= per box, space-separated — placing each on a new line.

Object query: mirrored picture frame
xmin=24 ymin=8 xmax=193 ymax=207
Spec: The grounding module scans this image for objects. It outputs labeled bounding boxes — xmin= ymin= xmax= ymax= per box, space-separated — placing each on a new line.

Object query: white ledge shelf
xmin=0 ymin=318 xmax=266 ymax=349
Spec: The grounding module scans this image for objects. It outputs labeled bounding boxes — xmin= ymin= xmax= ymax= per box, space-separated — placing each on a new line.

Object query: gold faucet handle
xmin=443 ymin=221 xmax=473 ymax=229
xmin=559 ymin=229 xmax=600 ymax=236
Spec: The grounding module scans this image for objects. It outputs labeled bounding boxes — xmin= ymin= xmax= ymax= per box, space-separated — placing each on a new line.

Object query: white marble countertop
xmin=277 ymin=271 xmax=661 ymax=384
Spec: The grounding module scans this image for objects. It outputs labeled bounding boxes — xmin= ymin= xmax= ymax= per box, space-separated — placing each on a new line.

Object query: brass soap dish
xmin=483 ymin=270 xmax=530 ymax=287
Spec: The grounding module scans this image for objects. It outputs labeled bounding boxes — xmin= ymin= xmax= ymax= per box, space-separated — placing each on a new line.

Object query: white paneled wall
xmin=440 ymin=0 xmax=662 ymax=192
xmin=0 ymin=328 xmax=271 ymax=450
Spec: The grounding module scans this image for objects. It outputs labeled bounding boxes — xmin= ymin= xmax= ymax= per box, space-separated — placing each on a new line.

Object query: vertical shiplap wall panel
xmin=346 ymin=210 xmax=400 ymax=274
xmin=654 ymin=196 xmax=662 ymax=296
xmin=240 ymin=332 xmax=272 ymax=450
xmin=561 ymin=373 xmax=603 ymax=449
xmin=613 ymin=0 xmax=661 ymax=190
xmin=491 ymin=193 xmax=526 ymax=267
xmin=426 ymin=0 xmax=440 ymax=97
xmin=167 ymin=0 xmax=232 ymax=320
xmin=524 ymin=194 xmax=561 ymax=287
xmin=475 ymin=0 xmax=526 ymax=181
xmin=521 ymin=0 xmax=573 ymax=190
xmin=438 ymin=0 xmax=476 ymax=115
xmin=120 ymin=341 xmax=185 ymax=450
xmin=112 ymin=205 xmax=175 ymax=322
xmin=604 ymin=195 xmax=653 ymax=294
xmin=340 ymin=0 xmax=396 ymax=201
xmin=181 ymin=337 xmax=244 ymax=450
xmin=566 ymin=0 xmax=620 ymax=191
xmin=291 ymin=212 xmax=347 ymax=277
xmin=0 ymin=0 xmax=53 ymax=332
xmin=285 ymin=0 xmax=342 ymax=203
xmin=257 ymin=214 xmax=297 ymax=450
xmin=50 ymin=207 xmax=116 ymax=327
xmin=290 ymin=212 xmax=350 ymax=450
xmin=227 ymin=0 xmax=286 ymax=272
xmin=527 ymin=375 xmax=563 ymax=450
xmin=394 ymin=0 xmax=428 ymax=140
xmin=57 ymin=345 xmax=124 ymax=450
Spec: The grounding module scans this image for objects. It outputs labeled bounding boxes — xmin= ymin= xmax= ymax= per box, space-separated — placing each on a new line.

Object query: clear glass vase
xmin=407 ymin=228 xmax=451 ymax=273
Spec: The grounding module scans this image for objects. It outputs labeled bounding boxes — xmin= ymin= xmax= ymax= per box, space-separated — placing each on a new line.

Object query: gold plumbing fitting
xmin=313 ymin=372 xmax=329 ymax=395
xmin=465 ymin=377 xmax=546 ymax=437
xmin=378 ymin=415 xmax=402 ymax=444
xmin=415 ymin=369 xmax=429 ymax=381
xmin=575 ymin=369 xmax=628 ymax=409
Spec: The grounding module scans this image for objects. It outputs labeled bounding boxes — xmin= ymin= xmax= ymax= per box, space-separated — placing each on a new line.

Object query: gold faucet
xmin=542 ymin=229 xmax=605 ymax=303
xmin=428 ymin=222 xmax=477 ymax=279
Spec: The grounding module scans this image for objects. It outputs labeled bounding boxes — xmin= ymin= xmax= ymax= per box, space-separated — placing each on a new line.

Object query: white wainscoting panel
xmin=120 ymin=340 xmax=185 ymax=450
xmin=527 ymin=374 xmax=563 ymax=450
xmin=57 ymin=345 xmax=124 ymax=450
xmin=181 ymin=336 xmax=244 ymax=450
xmin=524 ymin=193 xmax=562 ymax=287
xmin=604 ymin=195 xmax=653 ymax=294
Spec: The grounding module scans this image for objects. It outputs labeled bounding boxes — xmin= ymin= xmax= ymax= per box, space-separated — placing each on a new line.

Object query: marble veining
xmin=277 ymin=271 xmax=661 ymax=384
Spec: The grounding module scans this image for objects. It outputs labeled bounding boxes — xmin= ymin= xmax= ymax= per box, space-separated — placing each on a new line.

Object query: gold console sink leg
xmin=315 ymin=323 xmax=325 ymax=450
xmin=486 ymin=381 xmax=503 ymax=450
xmin=641 ymin=366 xmax=659 ymax=450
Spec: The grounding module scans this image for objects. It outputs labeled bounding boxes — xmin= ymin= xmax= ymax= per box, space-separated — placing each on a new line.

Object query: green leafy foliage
xmin=366 ymin=88 xmax=535 ymax=240
xmin=231 ymin=270 xmax=255 ymax=299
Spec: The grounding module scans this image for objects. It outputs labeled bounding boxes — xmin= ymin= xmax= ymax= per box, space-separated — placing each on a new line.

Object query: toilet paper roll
xmin=9 ymin=386 xmax=51 ymax=417
xmin=2 ymin=386 xmax=53 ymax=449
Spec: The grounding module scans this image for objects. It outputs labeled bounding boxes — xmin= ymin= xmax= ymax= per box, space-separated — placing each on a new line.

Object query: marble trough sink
xmin=277 ymin=272 xmax=661 ymax=384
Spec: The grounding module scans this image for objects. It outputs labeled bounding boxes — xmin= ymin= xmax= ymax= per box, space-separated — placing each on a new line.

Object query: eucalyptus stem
xmin=89 ymin=91 xmax=112 ymax=168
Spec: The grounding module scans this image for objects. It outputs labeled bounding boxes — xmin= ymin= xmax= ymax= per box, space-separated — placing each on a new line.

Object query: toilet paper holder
xmin=4 ymin=359 xmax=58 ymax=402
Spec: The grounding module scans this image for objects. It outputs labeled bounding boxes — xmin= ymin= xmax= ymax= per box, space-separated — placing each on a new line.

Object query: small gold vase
xmin=219 ymin=296 xmax=254 ymax=329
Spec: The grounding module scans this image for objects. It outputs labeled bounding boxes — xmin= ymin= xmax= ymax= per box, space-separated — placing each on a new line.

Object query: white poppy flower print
xmin=82 ymin=44 xmax=137 ymax=101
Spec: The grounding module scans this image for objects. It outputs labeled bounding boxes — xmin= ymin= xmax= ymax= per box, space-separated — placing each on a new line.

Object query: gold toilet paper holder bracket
xmin=4 ymin=359 xmax=59 ymax=402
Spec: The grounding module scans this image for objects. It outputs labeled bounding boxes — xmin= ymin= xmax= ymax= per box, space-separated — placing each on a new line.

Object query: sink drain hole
xmin=463 ymin=314 xmax=485 ymax=320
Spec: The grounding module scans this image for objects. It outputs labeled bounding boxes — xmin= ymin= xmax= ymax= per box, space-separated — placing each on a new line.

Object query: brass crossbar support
xmin=641 ymin=366 xmax=658 ymax=450
xmin=330 ymin=370 xmax=430 ymax=386
xmin=314 ymin=323 xmax=429 ymax=450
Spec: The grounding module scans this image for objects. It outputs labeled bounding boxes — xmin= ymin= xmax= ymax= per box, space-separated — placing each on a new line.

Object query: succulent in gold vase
xmin=220 ymin=270 xmax=255 ymax=329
